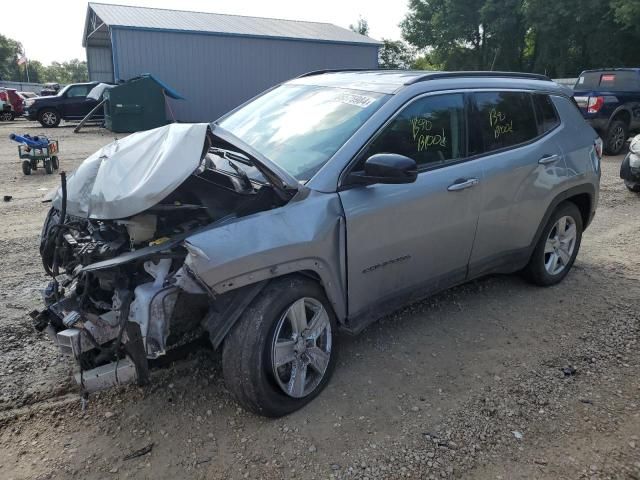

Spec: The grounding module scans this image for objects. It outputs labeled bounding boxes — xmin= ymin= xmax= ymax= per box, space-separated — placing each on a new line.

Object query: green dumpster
xmin=104 ymin=75 xmax=184 ymax=133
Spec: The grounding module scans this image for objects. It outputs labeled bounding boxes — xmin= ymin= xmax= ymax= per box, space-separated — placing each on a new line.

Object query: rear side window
xmin=473 ymin=91 xmax=538 ymax=153
xmin=361 ymin=93 xmax=466 ymax=169
xmin=533 ymin=94 xmax=560 ymax=134
xmin=576 ymin=71 xmax=640 ymax=91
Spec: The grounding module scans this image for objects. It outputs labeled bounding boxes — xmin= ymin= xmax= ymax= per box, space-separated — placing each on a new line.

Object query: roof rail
xmin=406 ymin=71 xmax=552 ymax=85
xmin=296 ymin=68 xmax=371 ymax=78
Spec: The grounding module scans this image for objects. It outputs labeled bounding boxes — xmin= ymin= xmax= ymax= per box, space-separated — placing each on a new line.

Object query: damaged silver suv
xmin=33 ymin=71 xmax=601 ymax=417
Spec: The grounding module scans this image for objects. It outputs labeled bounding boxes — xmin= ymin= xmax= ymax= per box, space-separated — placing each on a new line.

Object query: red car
xmin=0 ymin=88 xmax=25 ymax=119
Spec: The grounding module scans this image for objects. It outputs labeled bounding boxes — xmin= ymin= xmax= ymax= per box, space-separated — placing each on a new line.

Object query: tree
xmin=401 ymin=0 xmax=640 ymax=76
xmin=0 ymin=34 xmax=24 ymax=81
xmin=611 ymin=0 xmax=640 ymax=33
xmin=349 ymin=17 xmax=369 ymax=36
xmin=45 ymin=60 xmax=89 ymax=84
xmin=379 ymin=40 xmax=415 ymax=69
xmin=401 ymin=0 xmax=489 ymax=70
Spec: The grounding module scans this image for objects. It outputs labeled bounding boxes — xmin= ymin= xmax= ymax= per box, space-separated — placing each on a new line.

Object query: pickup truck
xmin=573 ymin=68 xmax=640 ymax=155
xmin=24 ymin=82 xmax=101 ymax=127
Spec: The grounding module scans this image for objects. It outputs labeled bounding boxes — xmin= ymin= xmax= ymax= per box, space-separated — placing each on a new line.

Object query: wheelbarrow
xmin=9 ymin=133 xmax=60 ymax=175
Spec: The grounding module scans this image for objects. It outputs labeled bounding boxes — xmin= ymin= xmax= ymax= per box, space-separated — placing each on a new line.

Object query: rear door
xmin=467 ymin=90 xmax=567 ymax=277
xmin=339 ymin=93 xmax=484 ymax=318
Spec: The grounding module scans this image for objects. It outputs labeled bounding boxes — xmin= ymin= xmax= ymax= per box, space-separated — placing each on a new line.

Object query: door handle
xmin=447 ymin=178 xmax=479 ymax=191
xmin=538 ymin=154 xmax=560 ymax=165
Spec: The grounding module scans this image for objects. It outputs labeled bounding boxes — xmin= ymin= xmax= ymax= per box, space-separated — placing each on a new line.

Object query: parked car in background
xmin=0 ymin=96 xmax=11 ymax=121
xmin=620 ymin=134 xmax=640 ymax=192
xmin=34 ymin=71 xmax=601 ymax=417
xmin=573 ymin=68 xmax=640 ymax=155
xmin=40 ymin=83 xmax=61 ymax=96
xmin=19 ymin=91 xmax=38 ymax=99
xmin=24 ymin=82 xmax=101 ymax=127
xmin=0 ymin=88 xmax=25 ymax=119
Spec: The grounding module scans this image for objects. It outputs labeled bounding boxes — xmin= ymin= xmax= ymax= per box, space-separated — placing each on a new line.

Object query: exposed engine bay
xmin=31 ymin=123 xmax=294 ymax=395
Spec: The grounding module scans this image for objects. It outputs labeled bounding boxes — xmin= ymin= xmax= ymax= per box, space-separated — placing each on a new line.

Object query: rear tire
xmin=222 ymin=276 xmax=338 ymax=417
xmin=51 ymin=156 xmax=59 ymax=170
xmin=22 ymin=160 xmax=31 ymax=175
xmin=604 ymin=120 xmax=628 ymax=155
xmin=625 ymin=180 xmax=640 ymax=192
xmin=38 ymin=109 xmax=60 ymax=128
xmin=523 ymin=202 xmax=583 ymax=286
xmin=44 ymin=159 xmax=53 ymax=174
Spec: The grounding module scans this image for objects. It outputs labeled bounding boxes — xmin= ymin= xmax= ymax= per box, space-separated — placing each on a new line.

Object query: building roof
xmin=85 ymin=3 xmax=381 ymax=47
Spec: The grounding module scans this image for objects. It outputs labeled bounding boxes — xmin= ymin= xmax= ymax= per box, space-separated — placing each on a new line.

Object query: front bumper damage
xmin=31 ymin=122 xmax=294 ymax=396
xmin=31 ymin=257 xmax=204 ymax=393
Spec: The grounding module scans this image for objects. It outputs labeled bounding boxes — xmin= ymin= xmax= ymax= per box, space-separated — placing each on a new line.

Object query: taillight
xmin=587 ymin=96 xmax=604 ymax=114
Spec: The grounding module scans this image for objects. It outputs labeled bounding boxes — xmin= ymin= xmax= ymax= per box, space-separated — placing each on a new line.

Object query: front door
xmin=339 ymin=93 xmax=483 ymax=319
xmin=60 ymin=84 xmax=95 ymax=118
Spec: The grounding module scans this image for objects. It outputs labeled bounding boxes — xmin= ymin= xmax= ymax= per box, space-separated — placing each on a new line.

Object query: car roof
xmin=288 ymin=69 xmax=564 ymax=95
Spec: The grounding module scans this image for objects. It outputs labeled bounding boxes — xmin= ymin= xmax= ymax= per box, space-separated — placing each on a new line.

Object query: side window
xmin=66 ymin=86 xmax=89 ymax=98
xmin=533 ymin=94 xmax=560 ymax=134
xmin=361 ymin=94 xmax=465 ymax=169
xmin=474 ymin=91 xmax=538 ymax=153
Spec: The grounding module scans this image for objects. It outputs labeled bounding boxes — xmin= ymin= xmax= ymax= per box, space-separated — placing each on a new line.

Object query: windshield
xmin=55 ymin=85 xmax=70 ymax=97
xmin=218 ymin=84 xmax=388 ymax=181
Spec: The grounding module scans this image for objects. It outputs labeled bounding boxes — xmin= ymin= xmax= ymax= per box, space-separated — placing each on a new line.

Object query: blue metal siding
xmin=111 ymin=28 xmax=379 ymax=122
xmin=86 ymin=46 xmax=115 ymax=83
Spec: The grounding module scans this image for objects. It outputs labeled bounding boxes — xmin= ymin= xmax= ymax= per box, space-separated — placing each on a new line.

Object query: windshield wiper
xmin=209 ymin=125 xmax=300 ymax=199
xmin=211 ymin=147 xmax=252 ymax=166
xmin=226 ymin=160 xmax=253 ymax=191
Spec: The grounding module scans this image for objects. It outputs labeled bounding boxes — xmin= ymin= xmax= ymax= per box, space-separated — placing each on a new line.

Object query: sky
xmin=3 ymin=0 xmax=408 ymax=65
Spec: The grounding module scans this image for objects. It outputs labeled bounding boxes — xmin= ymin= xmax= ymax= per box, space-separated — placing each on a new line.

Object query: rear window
xmin=576 ymin=71 xmax=640 ymax=91
xmin=473 ymin=91 xmax=539 ymax=154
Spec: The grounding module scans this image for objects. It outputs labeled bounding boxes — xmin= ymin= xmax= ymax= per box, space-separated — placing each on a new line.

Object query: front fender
xmin=184 ymin=190 xmax=347 ymax=321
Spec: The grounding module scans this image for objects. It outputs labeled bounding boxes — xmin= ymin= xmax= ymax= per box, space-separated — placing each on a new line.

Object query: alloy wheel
xmin=544 ymin=215 xmax=577 ymax=275
xmin=271 ymin=297 xmax=332 ymax=398
xmin=610 ymin=125 xmax=625 ymax=152
xmin=42 ymin=111 xmax=58 ymax=126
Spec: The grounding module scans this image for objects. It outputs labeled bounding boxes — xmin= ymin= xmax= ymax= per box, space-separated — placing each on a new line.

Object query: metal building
xmin=83 ymin=3 xmax=381 ymax=121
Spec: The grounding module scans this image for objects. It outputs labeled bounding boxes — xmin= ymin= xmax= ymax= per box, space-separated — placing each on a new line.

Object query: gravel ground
xmin=0 ymin=119 xmax=638 ymax=480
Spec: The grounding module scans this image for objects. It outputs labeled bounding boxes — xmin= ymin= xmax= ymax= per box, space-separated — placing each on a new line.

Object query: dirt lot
xmin=0 ymin=119 xmax=638 ymax=480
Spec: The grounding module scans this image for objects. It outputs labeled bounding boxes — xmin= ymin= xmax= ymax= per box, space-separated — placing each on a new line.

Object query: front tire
xmin=523 ymin=202 xmax=583 ymax=286
xmin=22 ymin=160 xmax=31 ymax=175
xmin=38 ymin=109 xmax=60 ymax=128
xmin=222 ymin=276 xmax=337 ymax=417
xmin=44 ymin=159 xmax=53 ymax=174
xmin=604 ymin=120 xmax=628 ymax=155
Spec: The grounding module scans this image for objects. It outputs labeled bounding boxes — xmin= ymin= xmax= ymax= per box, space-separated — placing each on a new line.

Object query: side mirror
xmin=348 ymin=153 xmax=418 ymax=185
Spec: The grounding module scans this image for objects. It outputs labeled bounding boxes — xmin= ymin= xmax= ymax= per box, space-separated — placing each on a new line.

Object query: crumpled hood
xmin=52 ymin=123 xmax=208 ymax=219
